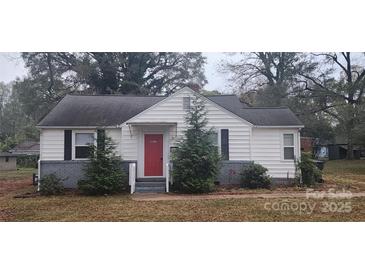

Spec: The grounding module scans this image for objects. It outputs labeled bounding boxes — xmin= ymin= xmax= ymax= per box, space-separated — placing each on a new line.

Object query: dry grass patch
xmin=1 ymin=186 xmax=364 ymax=221
xmin=323 ymin=160 xmax=365 ymax=191
xmin=0 ymin=162 xmax=365 ymax=221
xmin=0 ymin=168 xmax=36 ymax=180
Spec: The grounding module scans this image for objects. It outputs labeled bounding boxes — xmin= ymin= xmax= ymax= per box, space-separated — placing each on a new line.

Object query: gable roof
xmin=9 ymin=141 xmax=40 ymax=155
xmin=238 ymin=107 xmax=303 ymax=126
xmin=38 ymin=95 xmax=165 ymax=127
xmin=205 ymin=95 xmax=302 ymax=126
xmin=37 ymin=90 xmax=303 ymax=127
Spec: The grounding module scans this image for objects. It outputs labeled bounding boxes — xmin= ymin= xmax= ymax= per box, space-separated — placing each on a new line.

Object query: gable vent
xmin=183 ymin=97 xmax=191 ymax=110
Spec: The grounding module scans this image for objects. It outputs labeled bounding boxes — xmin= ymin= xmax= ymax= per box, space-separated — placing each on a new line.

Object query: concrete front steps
xmin=135 ymin=178 xmax=166 ymax=193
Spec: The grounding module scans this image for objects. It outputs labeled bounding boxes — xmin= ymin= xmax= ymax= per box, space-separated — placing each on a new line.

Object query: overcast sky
xmin=0 ymin=52 xmax=238 ymax=93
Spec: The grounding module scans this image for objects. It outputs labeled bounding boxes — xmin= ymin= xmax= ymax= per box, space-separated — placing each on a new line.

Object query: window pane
xmin=221 ymin=129 xmax=229 ymax=160
xmin=283 ymin=134 xmax=294 ymax=146
xmin=75 ymin=146 xmax=91 ymax=159
xmin=75 ymin=133 xmax=94 ymax=146
xmin=284 ymin=147 xmax=294 ymax=160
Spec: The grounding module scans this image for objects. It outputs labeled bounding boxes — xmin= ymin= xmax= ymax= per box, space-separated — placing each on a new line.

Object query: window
xmin=75 ymin=133 xmax=94 ymax=159
xmin=183 ymin=96 xmax=191 ymax=110
xmin=220 ymin=129 xmax=229 ymax=160
xmin=5 ymin=156 xmax=9 ymax=162
xmin=283 ymin=133 xmax=295 ymax=160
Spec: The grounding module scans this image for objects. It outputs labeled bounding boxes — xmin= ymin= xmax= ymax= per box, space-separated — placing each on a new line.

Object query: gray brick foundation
xmin=216 ymin=160 xmax=252 ymax=185
xmin=40 ymin=159 xmax=295 ymax=188
xmin=216 ymin=161 xmax=296 ymax=186
xmin=40 ymin=160 xmax=136 ymax=188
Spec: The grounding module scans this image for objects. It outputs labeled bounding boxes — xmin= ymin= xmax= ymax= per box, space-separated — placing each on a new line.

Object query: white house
xmin=37 ymin=87 xmax=303 ymax=192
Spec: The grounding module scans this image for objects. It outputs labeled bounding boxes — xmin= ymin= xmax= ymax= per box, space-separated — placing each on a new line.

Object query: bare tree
xmin=299 ymin=52 xmax=365 ymax=159
xmin=221 ymin=52 xmax=310 ymax=106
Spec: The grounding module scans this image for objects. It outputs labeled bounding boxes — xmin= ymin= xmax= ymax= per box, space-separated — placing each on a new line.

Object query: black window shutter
xmin=97 ymin=129 xmax=105 ymax=151
xmin=64 ymin=130 xmax=72 ymax=160
xmin=221 ymin=129 xmax=229 ymax=160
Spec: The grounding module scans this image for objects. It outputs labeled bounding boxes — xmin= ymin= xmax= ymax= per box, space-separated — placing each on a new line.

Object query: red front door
xmin=144 ymin=134 xmax=163 ymax=176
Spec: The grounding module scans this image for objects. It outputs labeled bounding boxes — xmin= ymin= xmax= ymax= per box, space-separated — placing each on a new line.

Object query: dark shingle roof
xmin=206 ymin=95 xmax=302 ymax=126
xmin=38 ymin=95 xmax=165 ymax=127
xmin=38 ymin=93 xmax=303 ymax=127
xmin=238 ymin=107 xmax=303 ymax=126
xmin=0 ymin=152 xmax=16 ymax=157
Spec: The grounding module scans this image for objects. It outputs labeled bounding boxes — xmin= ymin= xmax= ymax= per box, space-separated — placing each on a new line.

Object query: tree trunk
xmin=347 ymin=130 xmax=354 ymax=160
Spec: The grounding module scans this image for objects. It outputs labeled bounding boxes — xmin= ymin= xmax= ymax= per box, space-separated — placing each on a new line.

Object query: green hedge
xmin=16 ymin=155 xmax=39 ymax=168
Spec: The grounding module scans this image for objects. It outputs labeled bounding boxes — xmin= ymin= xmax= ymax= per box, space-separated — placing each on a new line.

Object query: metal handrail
xmin=37 ymin=159 xmax=41 ymax=192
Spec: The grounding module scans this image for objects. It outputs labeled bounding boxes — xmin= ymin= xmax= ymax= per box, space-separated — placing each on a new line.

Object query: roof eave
xmin=37 ymin=125 xmax=119 ymax=129
xmin=253 ymin=125 xmax=305 ymax=128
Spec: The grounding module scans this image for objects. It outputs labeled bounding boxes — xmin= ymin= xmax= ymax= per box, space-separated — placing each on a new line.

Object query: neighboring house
xmin=37 ymin=87 xmax=303 ymax=191
xmin=314 ymin=143 xmax=364 ymax=160
xmin=300 ymin=137 xmax=314 ymax=153
xmin=0 ymin=152 xmax=17 ymax=171
xmin=10 ymin=141 xmax=40 ymax=156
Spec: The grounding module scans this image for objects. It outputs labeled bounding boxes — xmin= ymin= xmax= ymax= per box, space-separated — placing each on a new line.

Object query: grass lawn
xmin=0 ymin=161 xmax=364 ymax=221
xmin=0 ymin=168 xmax=37 ymax=180
xmin=323 ymin=160 xmax=365 ymax=191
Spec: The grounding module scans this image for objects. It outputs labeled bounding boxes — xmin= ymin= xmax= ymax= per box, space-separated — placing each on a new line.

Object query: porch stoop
xmin=135 ymin=178 xmax=166 ymax=193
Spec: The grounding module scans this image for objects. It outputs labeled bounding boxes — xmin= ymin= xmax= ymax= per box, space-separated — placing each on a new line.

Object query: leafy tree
xmin=78 ymin=131 xmax=128 ymax=195
xmin=0 ymin=82 xmax=12 ymax=110
xmin=0 ymin=83 xmax=38 ymax=151
xmin=75 ymin=52 xmax=207 ymax=95
xmin=16 ymin=52 xmax=81 ymax=121
xmin=200 ymin=89 xmax=221 ymax=96
xmin=15 ymin=52 xmax=207 ymax=119
xmin=172 ymin=95 xmax=220 ymax=193
xmin=9 ymin=52 xmax=207 ymax=154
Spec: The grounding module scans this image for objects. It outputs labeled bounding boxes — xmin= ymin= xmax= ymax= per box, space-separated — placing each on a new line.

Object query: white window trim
xmin=211 ymin=127 xmax=221 ymax=152
xmin=281 ymin=132 xmax=296 ymax=161
xmin=72 ymin=130 xmax=96 ymax=160
xmin=213 ymin=128 xmax=229 ymax=159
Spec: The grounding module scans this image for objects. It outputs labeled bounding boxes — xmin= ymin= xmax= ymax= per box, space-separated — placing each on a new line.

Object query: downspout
xmin=37 ymin=159 xmax=41 ymax=192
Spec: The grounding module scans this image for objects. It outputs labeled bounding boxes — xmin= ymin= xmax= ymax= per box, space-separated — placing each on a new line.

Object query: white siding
xmin=123 ymin=88 xmax=252 ymax=161
xmin=251 ymin=128 xmax=300 ymax=178
xmin=106 ymin=128 xmax=122 ymax=156
xmin=40 ymin=128 xmax=124 ymax=160
xmin=40 ymin=129 xmax=64 ymax=160
xmin=120 ymin=125 xmax=138 ymax=160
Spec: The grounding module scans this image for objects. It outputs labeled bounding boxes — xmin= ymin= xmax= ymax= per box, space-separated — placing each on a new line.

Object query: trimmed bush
xmin=39 ymin=174 xmax=64 ymax=196
xmin=298 ymin=152 xmax=322 ymax=186
xmin=78 ymin=131 xmax=128 ymax=195
xmin=240 ymin=162 xmax=271 ymax=189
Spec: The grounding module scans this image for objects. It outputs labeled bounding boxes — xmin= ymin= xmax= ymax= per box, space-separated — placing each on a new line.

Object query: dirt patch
xmin=13 ymin=192 xmax=40 ymax=199
xmin=132 ymin=191 xmax=365 ymax=201
xmin=0 ymin=209 xmax=15 ymax=221
xmin=0 ymin=178 xmax=33 ymax=197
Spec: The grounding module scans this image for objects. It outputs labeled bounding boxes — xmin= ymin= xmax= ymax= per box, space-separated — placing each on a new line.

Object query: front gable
xmin=123 ymin=87 xmax=253 ymax=127
xmin=123 ymin=87 xmax=252 ymax=161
